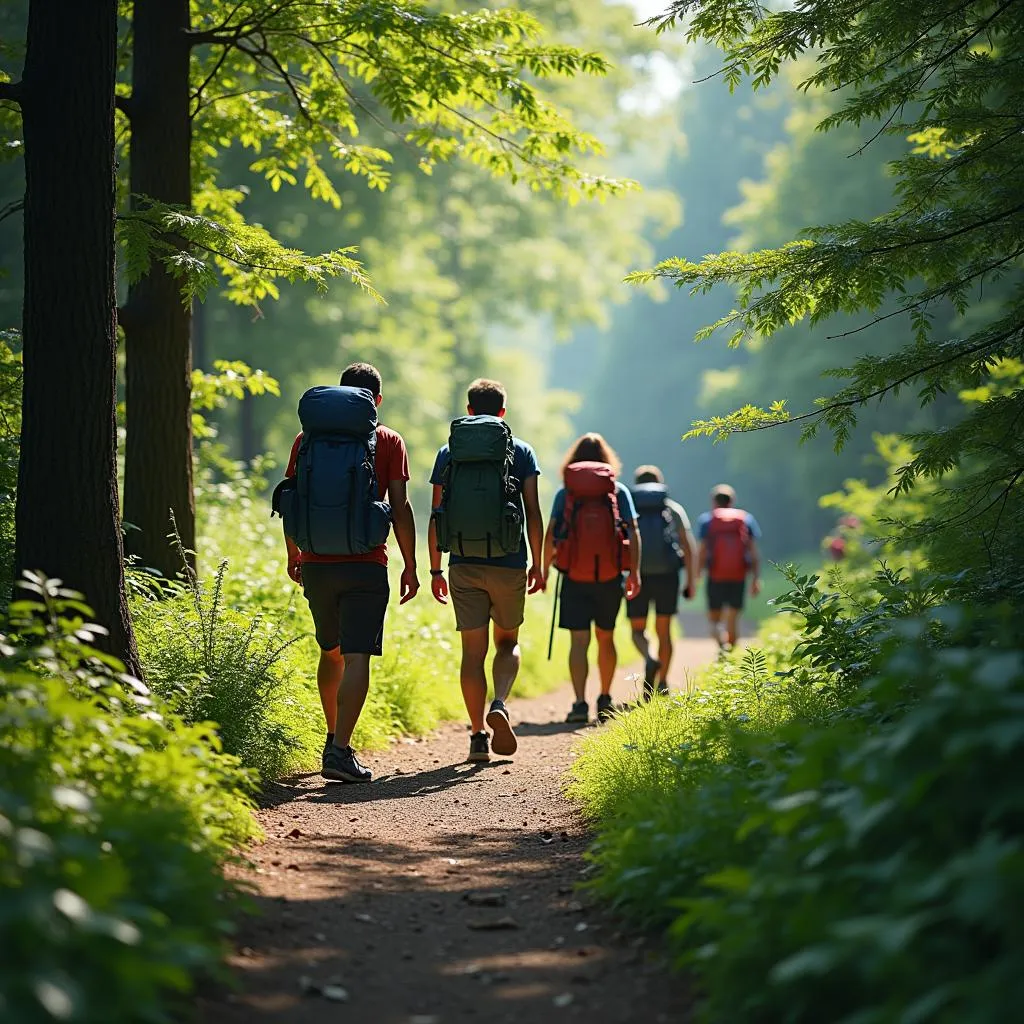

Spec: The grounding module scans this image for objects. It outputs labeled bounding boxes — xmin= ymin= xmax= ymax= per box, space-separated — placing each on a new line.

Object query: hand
xmin=287 ymin=559 xmax=302 ymax=585
xmin=625 ymin=570 xmax=642 ymax=601
xmin=400 ymin=566 xmax=420 ymax=604
xmin=430 ymin=571 xmax=449 ymax=605
xmin=751 ymin=577 xmax=762 ymax=598
xmin=527 ymin=565 xmax=546 ymax=594
xmin=683 ymin=579 xmax=695 ymax=601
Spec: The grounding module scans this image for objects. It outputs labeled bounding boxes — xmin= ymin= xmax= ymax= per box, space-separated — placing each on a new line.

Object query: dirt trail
xmin=198 ymin=627 xmax=728 ymax=1024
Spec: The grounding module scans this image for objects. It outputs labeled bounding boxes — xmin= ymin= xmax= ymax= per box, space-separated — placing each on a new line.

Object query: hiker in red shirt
xmin=695 ymin=484 xmax=762 ymax=653
xmin=278 ymin=362 xmax=419 ymax=783
xmin=542 ymin=433 xmax=641 ymax=724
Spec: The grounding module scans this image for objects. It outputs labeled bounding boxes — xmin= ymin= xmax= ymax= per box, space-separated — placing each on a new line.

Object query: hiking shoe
xmin=321 ymin=744 xmax=372 ymax=783
xmin=565 ymin=700 xmax=589 ymax=724
xmin=468 ymin=731 xmax=490 ymax=763
xmin=642 ymin=657 xmax=661 ymax=701
xmin=596 ymin=693 xmax=615 ymax=723
xmin=486 ymin=699 xmax=517 ymax=757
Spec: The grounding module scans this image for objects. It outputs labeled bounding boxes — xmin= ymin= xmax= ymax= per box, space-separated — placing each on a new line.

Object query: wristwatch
xmin=430 ymin=568 xmax=444 ymax=577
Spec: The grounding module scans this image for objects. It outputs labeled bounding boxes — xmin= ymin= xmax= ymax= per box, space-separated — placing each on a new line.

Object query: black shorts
xmin=707 ymin=579 xmax=746 ymax=611
xmin=626 ymin=571 xmax=680 ymax=620
xmin=558 ymin=576 xmax=623 ymax=632
xmin=301 ymin=562 xmax=390 ymax=654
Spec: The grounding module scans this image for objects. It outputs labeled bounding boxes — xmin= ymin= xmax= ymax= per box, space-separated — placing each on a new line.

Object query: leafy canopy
xmin=631 ymin=0 xmax=1024 ymax=515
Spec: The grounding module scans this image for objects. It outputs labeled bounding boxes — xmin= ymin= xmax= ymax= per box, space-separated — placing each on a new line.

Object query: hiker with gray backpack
xmin=428 ymin=379 xmax=545 ymax=763
xmin=627 ymin=465 xmax=697 ymax=698
xmin=273 ymin=362 xmax=420 ymax=784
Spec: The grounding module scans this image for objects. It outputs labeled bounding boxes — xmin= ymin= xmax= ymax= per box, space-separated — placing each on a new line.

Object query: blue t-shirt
xmin=430 ymin=437 xmax=540 ymax=569
xmin=549 ymin=481 xmax=638 ymax=525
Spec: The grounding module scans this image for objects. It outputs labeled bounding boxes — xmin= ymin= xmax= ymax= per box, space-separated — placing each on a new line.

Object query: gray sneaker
xmin=322 ymin=745 xmax=372 ymax=783
xmin=486 ymin=699 xmax=517 ymax=756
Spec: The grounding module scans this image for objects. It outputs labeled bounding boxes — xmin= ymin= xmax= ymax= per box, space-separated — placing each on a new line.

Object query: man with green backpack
xmin=428 ymin=379 xmax=545 ymax=763
xmin=627 ymin=465 xmax=697 ymax=698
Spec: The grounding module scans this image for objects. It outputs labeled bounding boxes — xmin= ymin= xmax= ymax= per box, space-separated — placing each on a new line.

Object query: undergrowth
xmin=569 ymin=564 xmax=1024 ymax=1021
xmin=0 ymin=575 xmax=256 ymax=1023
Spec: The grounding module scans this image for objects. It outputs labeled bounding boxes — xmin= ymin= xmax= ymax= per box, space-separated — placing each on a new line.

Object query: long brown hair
xmin=561 ymin=432 xmax=622 ymax=478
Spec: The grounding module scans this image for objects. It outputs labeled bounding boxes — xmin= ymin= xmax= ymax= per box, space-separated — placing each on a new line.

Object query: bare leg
xmin=569 ymin=629 xmax=590 ymax=701
xmin=317 ymin=647 xmax=344 ymax=733
xmin=459 ymin=625 xmax=490 ymax=733
xmin=630 ymin=617 xmax=650 ymax=662
xmin=491 ymin=624 xmax=521 ymax=704
xmin=654 ymin=614 xmax=674 ymax=684
xmin=708 ymin=609 xmax=724 ymax=645
xmin=595 ymin=627 xmax=617 ymax=696
xmin=723 ymin=607 xmax=740 ymax=647
xmin=334 ymin=652 xmax=370 ymax=749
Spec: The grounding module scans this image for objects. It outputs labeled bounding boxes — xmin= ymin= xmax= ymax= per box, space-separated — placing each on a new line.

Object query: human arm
xmin=748 ymin=538 xmax=762 ymax=597
xmin=285 ymin=534 xmax=302 ymax=584
xmin=388 ymin=478 xmax=419 ymax=604
xmin=680 ymin=525 xmax=697 ymax=598
xmin=427 ymin=483 xmax=448 ymax=604
xmin=522 ymin=474 xmax=545 ymax=594
xmin=625 ymin=517 xmax=642 ymax=600
xmin=542 ymin=516 xmax=556 ymax=585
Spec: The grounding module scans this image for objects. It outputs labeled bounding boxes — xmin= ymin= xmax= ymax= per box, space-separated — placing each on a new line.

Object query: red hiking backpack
xmin=554 ymin=461 xmax=628 ymax=583
xmin=706 ymin=507 xmax=752 ymax=583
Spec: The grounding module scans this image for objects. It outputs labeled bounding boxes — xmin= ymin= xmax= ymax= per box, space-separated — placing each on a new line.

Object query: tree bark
xmin=121 ymin=0 xmax=195 ymax=579
xmin=16 ymin=0 xmax=142 ymax=675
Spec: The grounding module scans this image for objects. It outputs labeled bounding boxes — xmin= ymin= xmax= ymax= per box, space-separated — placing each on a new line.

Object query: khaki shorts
xmin=449 ymin=564 xmax=527 ymax=632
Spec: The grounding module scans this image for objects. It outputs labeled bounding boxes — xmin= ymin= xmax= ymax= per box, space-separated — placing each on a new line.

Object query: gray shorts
xmin=449 ymin=564 xmax=527 ymax=632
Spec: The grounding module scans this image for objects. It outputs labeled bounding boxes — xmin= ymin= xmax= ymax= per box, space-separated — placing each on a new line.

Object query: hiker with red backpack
xmin=695 ymin=484 xmax=762 ymax=652
xmin=427 ymin=379 xmax=545 ymax=764
xmin=628 ymin=465 xmax=697 ymax=698
xmin=542 ymin=433 xmax=641 ymax=724
xmin=274 ymin=362 xmax=420 ymax=784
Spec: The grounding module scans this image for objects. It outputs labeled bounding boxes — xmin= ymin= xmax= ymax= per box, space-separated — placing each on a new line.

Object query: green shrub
xmin=133 ymin=559 xmax=318 ymax=781
xmin=677 ymin=613 xmax=1024 ymax=1024
xmin=0 ymin=576 xmax=256 ymax=1024
xmin=570 ymin=560 xmax=1024 ymax=1023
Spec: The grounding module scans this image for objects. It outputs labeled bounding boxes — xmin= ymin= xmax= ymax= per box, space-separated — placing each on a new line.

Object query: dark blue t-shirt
xmin=430 ymin=437 xmax=540 ymax=569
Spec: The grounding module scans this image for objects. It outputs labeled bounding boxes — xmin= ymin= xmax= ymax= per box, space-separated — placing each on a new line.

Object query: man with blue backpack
xmin=427 ymin=379 xmax=545 ymax=763
xmin=627 ymin=465 xmax=697 ymax=698
xmin=274 ymin=362 xmax=419 ymax=783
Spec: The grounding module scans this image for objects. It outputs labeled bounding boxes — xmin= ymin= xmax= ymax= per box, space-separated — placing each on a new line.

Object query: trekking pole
xmin=547 ymin=571 xmax=561 ymax=661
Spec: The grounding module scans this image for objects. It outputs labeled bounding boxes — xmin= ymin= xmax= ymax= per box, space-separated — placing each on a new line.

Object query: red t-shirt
xmin=286 ymin=425 xmax=409 ymax=566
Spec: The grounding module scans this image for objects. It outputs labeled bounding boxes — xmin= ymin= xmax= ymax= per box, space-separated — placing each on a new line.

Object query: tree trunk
xmin=121 ymin=0 xmax=195 ymax=579
xmin=16 ymin=0 xmax=142 ymax=675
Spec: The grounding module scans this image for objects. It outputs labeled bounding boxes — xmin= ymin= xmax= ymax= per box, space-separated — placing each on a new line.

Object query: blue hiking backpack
xmin=631 ymin=483 xmax=684 ymax=575
xmin=272 ymin=386 xmax=392 ymax=555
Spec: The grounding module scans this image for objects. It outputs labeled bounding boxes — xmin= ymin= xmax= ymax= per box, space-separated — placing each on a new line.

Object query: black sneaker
xmin=468 ymin=731 xmax=490 ymax=763
xmin=322 ymin=744 xmax=372 ymax=783
xmin=486 ymin=700 xmax=517 ymax=757
xmin=565 ymin=700 xmax=589 ymax=724
xmin=642 ymin=657 xmax=661 ymax=701
xmin=596 ymin=693 xmax=615 ymax=723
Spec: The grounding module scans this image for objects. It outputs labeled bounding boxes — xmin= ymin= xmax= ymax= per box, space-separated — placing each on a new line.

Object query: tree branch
xmin=0 ymin=198 xmax=23 ymax=226
xmin=0 ymin=80 xmax=22 ymax=105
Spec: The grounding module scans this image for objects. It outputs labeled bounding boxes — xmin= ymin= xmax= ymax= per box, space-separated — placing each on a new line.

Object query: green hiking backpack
xmin=434 ymin=415 xmax=523 ymax=559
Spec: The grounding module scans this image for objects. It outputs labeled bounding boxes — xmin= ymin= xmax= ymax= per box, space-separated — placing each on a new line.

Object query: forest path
xmin=197 ymin=629 xmax=726 ymax=1024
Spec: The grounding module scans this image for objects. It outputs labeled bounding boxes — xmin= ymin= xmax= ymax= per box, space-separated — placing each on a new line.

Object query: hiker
xmin=695 ymin=484 xmax=761 ymax=652
xmin=428 ymin=378 xmax=545 ymax=763
xmin=627 ymin=465 xmax=697 ymax=698
xmin=542 ymin=433 xmax=641 ymax=724
xmin=276 ymin=362 xmax=419 ymax=783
